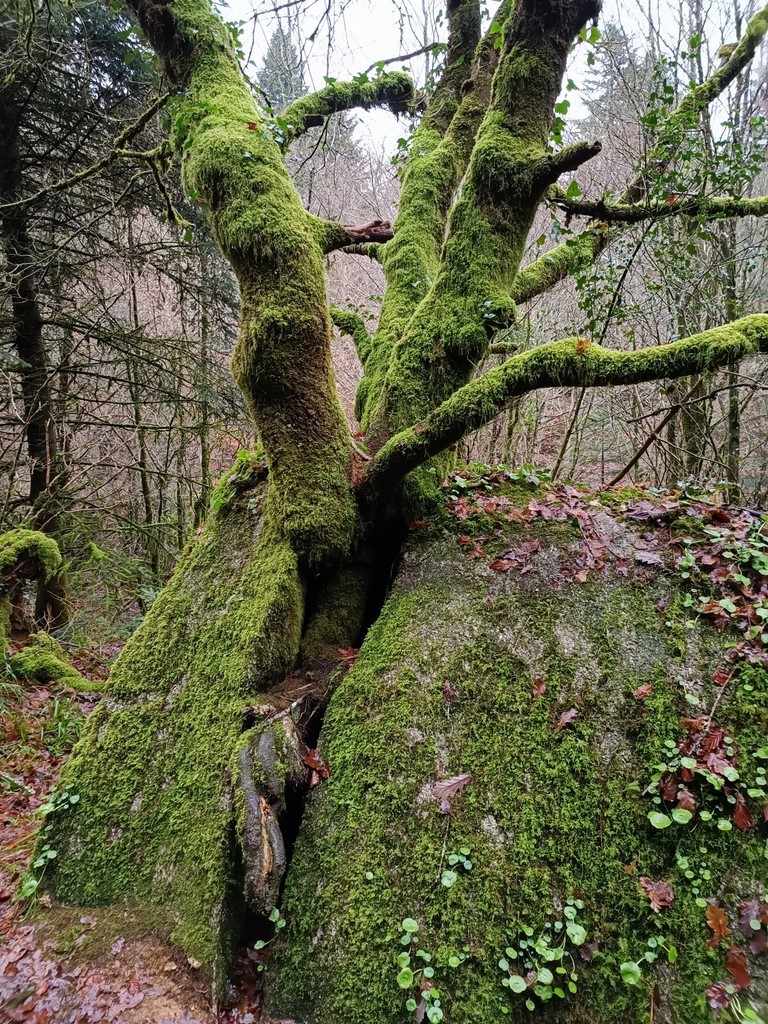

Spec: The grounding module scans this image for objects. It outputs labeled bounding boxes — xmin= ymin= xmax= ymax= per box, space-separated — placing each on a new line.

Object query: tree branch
xmin=363 ymin=314 xmax=768 ymax=494
xmin=313 ymin=218 xmax=393 ymax=254
xmin=550 ymin=191 xmax=768 ymax=223
xmin=362 ymin=43 xmax=445 ymax=76
xmin=512 ymin=1 xmax=768 ymax=304
xmin=330 ymin=307 xmax=372 ymax=365
xmin=536 ymin=140 xmax=602 ymax=185
xmin=0 ymin=93 xmax=169 ymax=211
xmin=280 ymin=72 xmax=414 ymax=146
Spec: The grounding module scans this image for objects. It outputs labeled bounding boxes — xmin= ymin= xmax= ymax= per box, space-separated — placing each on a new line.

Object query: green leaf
xmin=672 ymin=808 xmax=693 ymax=825
xmin=620 ymin=962 xmax=642 ymax=985
xmin=565 ymin=180 xmax=582 ymax=199
xmin=441 ymin=870 xmax=458 ymax=888
xmin=397 ymin=953 xmax=411 ymax=968
xmin=499 ymin=958 xmax=510 ymax=971
xmin=508 ymin=975 xmax=527 ymax=993
xmin=402 ymin=918 xmax=419 ymax=933
xmin=667 ymin=946 xmax=678 ymax=964
xmin=537 ymin=968 xmax=554 ymax=985
xmin=397 ymin=967 xmax=414 ymax=989
xmin=406 ymin=998 xmax=417 ymax=1012
xmin=717 ymin=819 xmax=733 ymax=831
xmin=648 ymin=811 xmax=672 ymax=829
xmin=566 ymin=923 xmax=587 ymax=946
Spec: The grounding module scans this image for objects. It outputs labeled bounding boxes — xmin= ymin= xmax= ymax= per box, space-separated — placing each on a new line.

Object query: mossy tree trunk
xmin=42 ymin=0 xmax=768 ymax=1016
xmin=0 ymin=68 xmax=70 ymax=630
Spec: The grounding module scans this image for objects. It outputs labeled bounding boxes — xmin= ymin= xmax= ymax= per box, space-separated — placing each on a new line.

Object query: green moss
xmin=268 ymin=509 xmax=766 ymax=1024
xmin=280 ymin=73 xmax=413 ymax=147
xmin=42 ymin=473 xmax=304 ymax=995
xmin=0 ymin=528 xmax=61 ymax=580
xmin=8 ymin=644 xmax=92 ymax=690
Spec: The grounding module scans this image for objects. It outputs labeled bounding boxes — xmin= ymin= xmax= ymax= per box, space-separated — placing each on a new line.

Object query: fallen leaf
xmin=638 ymin=876 xmax=675 ymax=912
xmin=556 ymin=708 xmax=578 ymax=730
xmin=635 ymin=549 xmax=663 ymax=565
xmin=706 ymin=903 xmax=731 ymax=948
xmin=705 ymin=980 xmax=730 ymax=1009
xmin=442 ymin=681 xmax=459 ymax=703
xmin=634 ymin=684 xmax=653 ymax=701
xmin=725 ymin=946 xmax=750 ymax=991
xmin=301 ymin=748 xmax=330 ymax=779
xmin=432 ymin=774 xmax=471 ymax=801
xmin=532 ymin=678 xmax=547 ymax=698
xmin=575 ymin=337 xmax=592 ymax=354
xmin=733 ymin=794 xmax=755 ymax=831
xmin=713 ymin=667 xmax=731 ymax=687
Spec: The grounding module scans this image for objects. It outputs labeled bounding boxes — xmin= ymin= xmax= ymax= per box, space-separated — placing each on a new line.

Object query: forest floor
xmin=0 ymin=644 xmax=264 ymax=1024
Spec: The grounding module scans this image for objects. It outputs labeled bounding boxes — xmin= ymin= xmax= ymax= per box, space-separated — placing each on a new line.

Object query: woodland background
xmin=1 ymin=0 xmax=768 ymax=641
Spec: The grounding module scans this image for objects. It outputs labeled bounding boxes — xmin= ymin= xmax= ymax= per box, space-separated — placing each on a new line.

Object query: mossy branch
xmin=512 ymin=1 xmax=768 ymax=305
xmin=331 ymin=307 xmax=372 ymax=365
xmin=280 ymin=72 xmax=414 ymax=145
xmin=536 ymin=139 xmax=602 ymax=185
xmin=313 ymin=217 xmax=394 ymax=254
xmin=550 ymin=190 xmax=768 ymax=223
xmin=363 ymin=314 xmax=768 ymax=492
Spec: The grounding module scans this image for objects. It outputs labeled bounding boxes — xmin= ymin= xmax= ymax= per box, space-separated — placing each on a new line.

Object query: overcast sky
xmin=220 ymin=0 xmax=741 ymax=150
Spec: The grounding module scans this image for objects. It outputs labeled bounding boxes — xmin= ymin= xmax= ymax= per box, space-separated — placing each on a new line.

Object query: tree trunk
xmin=0 ymin=76 xmax=70 ymax=630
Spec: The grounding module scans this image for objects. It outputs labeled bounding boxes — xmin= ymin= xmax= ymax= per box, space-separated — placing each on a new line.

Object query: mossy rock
xmin=269 ymin=509 xmax=768 ymax=1024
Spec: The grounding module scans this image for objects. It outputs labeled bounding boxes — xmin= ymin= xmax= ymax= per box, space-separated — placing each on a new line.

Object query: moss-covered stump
xmin=42 ymin=456 xmax=305 ymax=995
xmin=269 ymin=488 xmax=768 ymax=1024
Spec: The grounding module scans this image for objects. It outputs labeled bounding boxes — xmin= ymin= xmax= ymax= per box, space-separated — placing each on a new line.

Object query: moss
xmin=268 ymin=507 xmax=766 ymax=1024
xmin=42 ymin=473 xmax=304 ymax=996
xmin=0 ymin=528 xmax=61 ymax=580
xmin=8 ymin=645 xmax=92 ymax=690
xmin=280 ymin=73 xmax=413 ymax=147
xmin=364 ymin=315 xmax=768 ymax=494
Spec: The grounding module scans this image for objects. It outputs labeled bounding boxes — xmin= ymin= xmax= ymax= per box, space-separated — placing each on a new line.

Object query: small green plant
xmin=252 ymin=907 xmax=286 ymax=972
xmin=441 ymin=847 xmax=472 ymax=888
xmin=498 ymin=899 xmax=588 ymax=1009
xmin=675 ymin=848 xmax=713 ymax=908
xmin=620 ymin=934 xmax=678 ymax=987
xmin=395 ymin=918 xmax=467 ymax=1022
xmin=18 ymin=788 xmax=80 ymax=900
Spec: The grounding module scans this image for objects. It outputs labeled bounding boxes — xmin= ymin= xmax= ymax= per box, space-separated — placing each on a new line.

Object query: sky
xmin=219 ymin=0 xmax=741 ymax=152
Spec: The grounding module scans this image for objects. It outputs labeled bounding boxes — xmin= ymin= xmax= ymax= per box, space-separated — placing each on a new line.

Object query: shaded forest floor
xmin=0 ymin=652 xmax=265 ymax=1023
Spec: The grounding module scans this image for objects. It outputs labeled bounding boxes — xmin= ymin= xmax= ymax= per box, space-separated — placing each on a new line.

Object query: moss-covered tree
xmin=41 ymin=0 xmax=768 ymax=1019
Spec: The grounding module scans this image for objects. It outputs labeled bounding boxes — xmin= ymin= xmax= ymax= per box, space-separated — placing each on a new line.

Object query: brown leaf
xmin=337 ymin=647 xmax=359 ymax=667
xmin=635 ymin=549 xmax=663 ymax=565
xmin=575 ymin=337 xmax=592 ymax=354
xmin=489 ymin=558 xmax=516 ymax=571
xmin=532 ymin=678 xmax=547 ymax=698
xmin=705 ymin=980 xmax=731 ymax=1009
xmin=733 ymin=794 xmax=756 ymax=831
xmin=301 ymin=748 xmax=330 ymax=779
xmin=676 ymin=786 xmax=697 ymax=813
xmin=556 ymin=708 xmax=578 ymax=730
xmin=706 ymin=903 xmax=731 ymax=948
xmin=725 ymin=946 xmax=750 ymax=991
xmin=442 ymin=681 xmax=459 ymax=703
xmin=713 ymin=666 xmax=731 ymax=687
xmin=638 ymin=876 xmax=675 ymax=912
xmin=634 ymin=683 xmax=653 ymax=701
xmin=431 ymin=774 xmax=471 ymax=801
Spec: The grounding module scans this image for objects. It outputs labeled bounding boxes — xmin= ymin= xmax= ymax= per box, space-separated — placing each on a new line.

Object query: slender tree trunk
xmin=0 ymin=87 xmax=69 ymax=629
